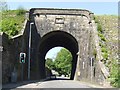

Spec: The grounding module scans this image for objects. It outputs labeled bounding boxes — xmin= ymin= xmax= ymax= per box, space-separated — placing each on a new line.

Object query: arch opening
xmin=38 ymin=31 xmax=79 ymax=80
xmin=45 ymin=47 xmax=73 ymax=79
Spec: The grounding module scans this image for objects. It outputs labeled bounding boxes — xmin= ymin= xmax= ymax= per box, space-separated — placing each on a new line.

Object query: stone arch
xmin=38 ymin=30 xmax=79 ymax=80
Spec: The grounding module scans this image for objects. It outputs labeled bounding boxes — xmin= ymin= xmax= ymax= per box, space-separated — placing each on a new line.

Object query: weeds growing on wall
xmin=95 ymin=15 xmax=119 ymax=87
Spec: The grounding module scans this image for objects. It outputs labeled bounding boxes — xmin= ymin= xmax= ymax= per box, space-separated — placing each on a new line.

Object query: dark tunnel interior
xmin=38 ymin=31 xmax=79 ymax=80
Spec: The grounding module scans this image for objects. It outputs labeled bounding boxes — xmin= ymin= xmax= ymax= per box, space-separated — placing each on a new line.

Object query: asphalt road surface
xmin=3 ymin=77 xmax=106 ymax=89
xmin=17 ymin=79 xmax=91 ymax=88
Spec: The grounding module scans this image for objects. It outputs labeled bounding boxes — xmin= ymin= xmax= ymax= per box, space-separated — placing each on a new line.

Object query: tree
xmin=16 ymin=6 xmax=26 ymax=16
xmin=54 ymin=48 xmax=72 ymax=76
xmin=45 ymin=58 xmax=55 ymax=70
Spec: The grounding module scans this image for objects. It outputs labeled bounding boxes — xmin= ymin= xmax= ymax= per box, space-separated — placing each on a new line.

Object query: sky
xmin=6 ymin=1 xmax=118 ymax=59
xmin=45 ymin=47 xmax=62 ymax=60
xmin=7 ymin=2 xmax=118 ymax=15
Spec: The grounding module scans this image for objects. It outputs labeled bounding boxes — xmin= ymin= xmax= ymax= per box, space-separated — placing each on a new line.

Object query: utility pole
xmin=28 ymin=22 xmax=34 ymax=80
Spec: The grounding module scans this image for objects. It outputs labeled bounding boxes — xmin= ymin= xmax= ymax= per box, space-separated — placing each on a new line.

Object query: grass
xmin=95 ymin=15 xmax=119 ymax=87
xmin=0 ymin=10 xmax=25 ymax=37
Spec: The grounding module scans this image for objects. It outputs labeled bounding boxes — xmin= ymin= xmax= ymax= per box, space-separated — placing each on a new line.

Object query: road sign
xmin=20 ymin=53 xmax=26 ymax=63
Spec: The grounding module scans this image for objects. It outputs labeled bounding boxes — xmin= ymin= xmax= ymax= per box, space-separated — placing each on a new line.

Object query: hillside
xmin=95 ymin=15 xmax=118 ymax=64
xmin=95 ymin=15 xmax=119 ymax=87
xmin=0 ymin=9 xmax=26 ymax=37
xmin=96 ymin=15 xmax=118 ymax=63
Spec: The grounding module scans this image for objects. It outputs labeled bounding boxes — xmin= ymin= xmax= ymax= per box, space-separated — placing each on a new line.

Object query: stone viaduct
xmin=1 ymin=8 xmax=109 ymax=86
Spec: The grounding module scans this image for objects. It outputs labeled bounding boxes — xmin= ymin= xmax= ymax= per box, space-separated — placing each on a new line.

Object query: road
xmin=3 ymin=77 xmax=105 ymax=89
xmin=17 ymin=80 xmax=91 ymax=88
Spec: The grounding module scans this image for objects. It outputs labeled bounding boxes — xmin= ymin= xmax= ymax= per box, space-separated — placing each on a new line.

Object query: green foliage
xmin=101 ymin=45 xmax=108 ymax=61
xmin=96 ymin=15 xmax=119 ymax=87
xmin=98 ymin=33 xmax=103 ymax=37
xmin=0 ymin=10 xmax=25 ymax=37
xmin=45 ymin=58 xmax=55 ymax=70
xmin=98 ymin=33 xmax=106 ymax=41
xmin=0 ymin=19 xmax=18 ymax=36
xmin=109 ymin=59 xmax=120 ymax=87
xmin=99 ymin=42 xmax=105 ymax=47
xmin=102 ymin=52 xmax=108 ymax=60
xmin=97 ymin=23 xmax=103 ymax=33
xmin=95 ymin=16 xmax=103 ymax=33
xmin=94 ymin=16 xmax=99 ymax=23
xmin=101 ymin=47 xmax=108 ymax=53
xmin=101 ymin=36 xmax=106 ymax=41
xmin=96 ymin=20 xmax=106 ymax=41
xmin=16 ymin=6 xmax=26 ymax=16
xmin=96 ymin=16 xmax=108 ymax=61
xmin=54 ymin=48 xmax=72 ymax=76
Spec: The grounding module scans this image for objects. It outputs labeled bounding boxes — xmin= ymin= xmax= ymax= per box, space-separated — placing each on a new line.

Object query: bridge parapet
xmin=30 ymin=9 xmax=93 ymax=41
xmin=29 ymin=8 xmax=94 ymax=22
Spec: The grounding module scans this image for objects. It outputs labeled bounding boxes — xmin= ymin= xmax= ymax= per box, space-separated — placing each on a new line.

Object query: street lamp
xmin=28 ymin=22 xmax=34 ymax=80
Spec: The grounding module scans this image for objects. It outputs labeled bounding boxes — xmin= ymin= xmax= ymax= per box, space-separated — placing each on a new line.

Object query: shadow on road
xmin=2 ymin=77 xmax=70 ymax=89
xmin=2 ymin=80 xmax=40 ymax=89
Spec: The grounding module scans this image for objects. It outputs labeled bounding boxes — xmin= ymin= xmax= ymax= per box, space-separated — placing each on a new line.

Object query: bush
xmin=98 ymin=33 xmax=106 ymax=41
xmin=1 ymin=19 xmax=18 ymax=36
xmin=16 ymin=6 xmax=26 ymax=15
xmin=99 ymin=42 xmax=105 ymax=47
xmin=98 ymin=33 xmax=103 ymax=38
xmin=101 ymin=36 xmax=106 ymax=41
xmin=1 ymin=10 xmax=25 ymax=37
xmin=94 ymin=16 xmax=99 ymax=23
xmin=97 ymin=23 xmax=103 ymax=33
xmin=109 ymin=59 xmax=120 ymax=87
xmin=102 ymin=52 xmax=108 ymax=60
xmin=101 ymin=47 xmax=108 ymax=53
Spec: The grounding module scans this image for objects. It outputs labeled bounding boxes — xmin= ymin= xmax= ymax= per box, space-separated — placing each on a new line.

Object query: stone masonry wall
xmin=30 ymin=8 xmax=107 ymax=85
xmin=1 ymin=8 xmax=109 ymax=86
xmin=1 ymin=33 xmax=15 ymax=84
xmin=2 ymin=20 xmax=30 ymax=84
